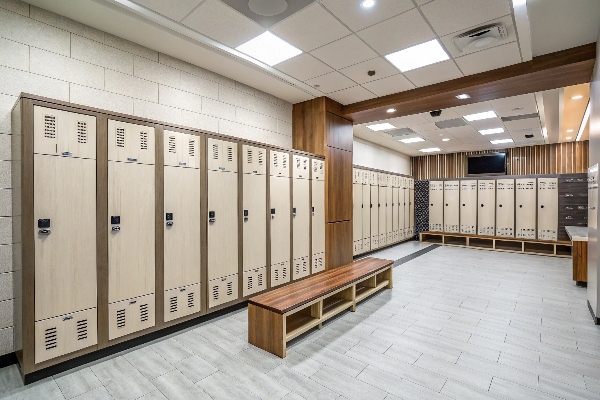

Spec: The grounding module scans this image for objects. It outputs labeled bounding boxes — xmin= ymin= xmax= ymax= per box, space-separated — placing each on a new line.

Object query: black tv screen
xmin=467 ymin=154 xmax=506 ymax=175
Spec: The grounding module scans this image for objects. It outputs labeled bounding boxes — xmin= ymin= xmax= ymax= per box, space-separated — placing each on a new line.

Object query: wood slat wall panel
xmin=411 ymin=141 xmax=589 ymax=180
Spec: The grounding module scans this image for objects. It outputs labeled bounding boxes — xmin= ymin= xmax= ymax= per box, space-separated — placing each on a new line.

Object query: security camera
xmin=430 ymin=110 xmax=442 ymax=117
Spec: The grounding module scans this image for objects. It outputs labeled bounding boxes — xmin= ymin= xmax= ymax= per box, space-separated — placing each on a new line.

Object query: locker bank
xmin=2 ymin=0 xmax=600 ymax=399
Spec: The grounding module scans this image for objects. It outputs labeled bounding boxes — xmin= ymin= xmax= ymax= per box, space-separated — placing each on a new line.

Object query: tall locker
xmin=398 ymin=178 xmax=406 ymax=241
xmin=403 ymin=180 xmax=410 ymax=237
xmin=353 ymin=178 xmax=363 ymax=255
xmin=271 ymin=151 xmax=291 ymax=286
xmin=386 ymin=179 xmax=393 ymax=244
xmin=378 ymin=174 xmax=388 ymax=246
xmin=163 ymin=131 xmax=201 ymax=322
xmin=369 ymin=171 xmax=379 ymax=249
xmin=311 ymin=159 xmax=325 ymax=273
xmin=429 ymin=181 xmax=444 ymax=232
xmin=515 ymin=178 xmax=536 ymax=239
xmin=392 ymin=176 xmax=399 ymax=243
xmin=443 ymin=181 xmax=460 ymax=233
xmin=409 ymin=178 xmax=415 ymax=236
xmin=242 ymin=145 xmax=267 ymax=297
xmin=207 ymin=138 xmax=239 ymax=308
xmin=361 ymin=170 xmax=371 ymax=252
xmin=33 ymin=107 xmax=98 ymax=363
xmin=292 ymin=155 xmax=310 ymax=280
xmin=108 ymin=120 xmax=156 ymax=340
xmin=477 ymin=180 xmax=496 ymax=236
xmin=496 ymin=179 xmax=515 ymax=237
xmin=538 ymin=177 xmax=558 ymax=240
xmin=460 ymin=180 xmax=477 ymax=234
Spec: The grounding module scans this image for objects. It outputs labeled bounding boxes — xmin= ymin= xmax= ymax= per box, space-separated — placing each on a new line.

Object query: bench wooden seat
xmin=248 ymin=257 xmax=393 ymax=357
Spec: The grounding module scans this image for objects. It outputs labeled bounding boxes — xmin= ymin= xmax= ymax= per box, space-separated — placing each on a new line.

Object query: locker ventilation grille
xmin=77 ymin=319 xmax=88 ymax=340
xmin=140 ymin=304 xmax=149 ymax=322
xmin=227 ymin=146 xmax=234 ymax=162
xmin=258 ymin=151 xmax=264 ymax=165
xmin=168 ymin=136 xmax=177 ymax=153
xmin=258 ymin=273 xmax=263 ymax=287
xmin=282 ymin=268 xmax=287 ymax=279
xmin=77 ymin=121 xmax=87 ymax=144
xmin=140 ymin=131 xmax=148 ymax=150
xmin=274 ymin=270 xmax=279 ymax=281
xmin=247 ymin=149 xmax=253 ymax=164
xmin=188 ymin=140 xmax=195 ymax=157
xmin=44 ymin=114 xmax=57 ymax=139
xmin=226 ymin=282 xmax=233 ymax=296
xmin=282 ymin=155 xmax=287 ymax=169
xmin=303 ymin=160 xmax=308 ymax=170
xmin=296 ymin=159 xmax=300 ymax=169
xmin=212 ymin=144 xmax=219 ymax=160
xmin=117 ymin=309 xmax=126 ymax=328
xmin=273 ymin=153 xmax=278 ymax=167
xmin=116 ymin=128 xmax=125 ymax=148
xmin=44 ymin=327 xmax=57 ymax=350
xmin=247 ymin=276 xmax=253 ymax=290
xmin=187 ymin=292 xmax=194 ymax=308
xmin=170 ymin=296 xmax=177 ymax=313
xmin=212 ymin=285 xmax=219 ymax=300
xmin=313 ymin=163 xmax=317 ymax=173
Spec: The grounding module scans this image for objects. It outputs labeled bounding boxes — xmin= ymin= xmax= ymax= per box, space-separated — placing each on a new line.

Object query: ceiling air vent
xmin=386 ymin=128 xmax=415 ymax=138
xmin=453 ymin=23 xmax=507 ymax=53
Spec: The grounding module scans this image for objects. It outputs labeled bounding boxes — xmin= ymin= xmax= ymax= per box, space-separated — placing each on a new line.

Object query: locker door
xmin=180 ymin=133 xmax=200 ymax=169
xmin=108 ymin=120 xmax=155 ymax=165
xmin=108 ymin=162 xmax=155 ymax=303
xmin=515 ymin=178 xmax=536 ymax=239
xmin=477 ymin=180 xmax=496 ymax=236
xmin=208 ymin=138 xmax=237 ymax=172
xmin=164 ymin=166 xmax=201 ymax=291
xmin=65 ymin=111 xmax=96 ymax=159
xmin=404 ymin=187 xmax=410 ymax=236
xmin=34 ymin=155 xmax=96 ymax=321
xmin=33 ymin=106 xmax=60 ymax=155
xmin=312 ymin=179 xmax=325 ymax=271
xmin=369 ymin=171 xmax=378 ymax=186
xmin=398 ymin=179 xmax=405 ymax=240
xmin=392 ymin=187 xmax=399 ymax=242
xmin=378 ymin=185 xmax=387 ymax=246
xmin=361 ymin=170 xmax=369 ymax=185
xmin=353 ymin=183 xmax=362 ymax=255
xmin=361 ymin=181 xmax=371 ymax=251
xmin=496 ymin=179 xmax=515 ymax=237
xmin=207 ymin=170 xmax=238 ymax=281
xmin=164 ymin=131 xmax=180 ymax=167
xmin=443 ymin=181 xmax=459 ymax=233
xmin=293 ymin=178 xmax=310 ymax=262
xmin=429 ymin=181 xmax=444 ymax=232
xmin=271 ymin=176 xmax=291 ymax=265
xmin=409 ymin=187 xmax=415 ymax=236
xmin=312 ymin=159 xmax=324 ymax=181
xmin=386 ymin=186 xmax=393 ymax=243
xmin=538 ymin=177 xmax=558 ymax=240
xmin=243 ymin=145 xmax=266 ymax=175
xmin=460 ymin=180 xmax=477 ymax=234
xmin=370 ymin=185 xmax=379 ymax=249
xmin=353 ymin=168 xmax=361 ymax=184
xmin=243 ymin=174 xmax=266 ymax=272
xmin=271 ymin=151 xmax=290 ymax=177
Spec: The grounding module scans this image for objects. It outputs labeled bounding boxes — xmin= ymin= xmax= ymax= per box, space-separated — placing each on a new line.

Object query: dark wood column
xmin=293 ymin=97 xmax=353 ymax=269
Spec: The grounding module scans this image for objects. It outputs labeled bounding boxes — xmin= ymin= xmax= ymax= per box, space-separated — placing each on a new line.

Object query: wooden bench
xmin=247 ymin=257 xmax=393 ymax=357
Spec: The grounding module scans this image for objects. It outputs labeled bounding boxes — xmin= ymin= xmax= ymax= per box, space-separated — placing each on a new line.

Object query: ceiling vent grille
xmin=453 ymin=23 xmax=507 ymax=52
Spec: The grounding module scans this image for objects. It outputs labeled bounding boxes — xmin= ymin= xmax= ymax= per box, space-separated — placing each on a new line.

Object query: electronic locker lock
xmin=111 ymin=216 xmax=121 ymax=231
xmin=209 ymin=211 xmax=216 ymax=223
xmin=243 ymin=210 xmax=249 ymax=221
xmin=38 ymin=219 xmax=51 ymax=235
xmin=292 ymin=207 xmax=297 ymax=217
xmin=61 ymin=151 xmax=73 ymax=157
xmin=540 ymin=205 xmax=545 ymax=208
xmin=312 ymin=207 xmax=315 ymax=216
xmin=271 ymin=208 xmax=276 ymax=219
xmin=166 ymin=213 xmax=174 ymax=226
xmin=127 ymin=157 xmax=137 ymax=162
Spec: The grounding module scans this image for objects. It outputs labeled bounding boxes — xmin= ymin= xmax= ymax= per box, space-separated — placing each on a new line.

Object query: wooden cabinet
xmin=429 ymin=181 xmax=444 ymax=232
xmin=478 ymin=180 xmax=496 ymax=236
xmin=108 ymin=293 xmax=155 ymax=340
xmin=243 ymin=173 xmax=266 ymax=273
xmin=207 ymin=138 xmax=237 ymax=172
xmin=515 ymin=178 xmax=536 ymax=239
xmin=270 ymin=150 xmax=290 ymax=177
xmin=460 ymin=180 xmax=477 ymax=234
xmin=34 ymin=106 xmax=96 ymax=159
xmin=108 ymin=120 xmax=155 ymax=165
xmin=538 ymin=177 xmax=558 ymax=240
xmin=164 ymin=283 xmax=200 ymax=322
xmin=496 ymin=179 xmax=515 ymax=237
xmin=443 ymin=181 xmax=459 ymax=233
xmin=353 ymin=183 xmax=363 ymax=255
xmin=242 ymin=144 xmax=266 ymax=175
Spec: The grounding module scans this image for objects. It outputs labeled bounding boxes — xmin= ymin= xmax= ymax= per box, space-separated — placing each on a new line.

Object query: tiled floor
xmin=2 ymin=242 xmax=600 ymax=399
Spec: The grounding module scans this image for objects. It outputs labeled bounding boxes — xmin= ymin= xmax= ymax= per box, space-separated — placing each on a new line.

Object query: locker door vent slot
xmin=77 ymin=319 xmax=88 ymax=340
xmin=247 ymin=148 xmax=253 ymax=164
xmin=187 ymin=292 xmax=194 ymax=308
xmin=247 ymin=276 xmax=253 ymax=290
xmin=140 ymin=131 xmax=148 ymax=150
xmin=168 ymin=136 xmax=177 ymax=153
xmin=258 ymin=273 xmax=263 ymax=287
xmin=44 ymin=114 xmax=57 ymax=139
xmin=77 ymin=121 xmax=87 ymax=144
xmin=282 ymin=155 xmax=287 ymax=169
xmin=116 ymin=128 xmax=125 ymax=148
xmin=187 ymin=139 xmax=195 ymax=157
xmin=212 ymin=285 xmax=219 ymax=301
xmin=44 ymin=327 xmax=57 ymax=350
xmin=273 ymin=153 xmax=278 ymax=167
xmin=274 ymin=270 xmax=279 ymax=281
xmin=226 ymin=282 xmax=233 ymax=296
xmin=169 ymin=296 xmax=177 ymax=313
xmin=227 ymin=146 xmax=234 ymax=162
xmin=258 ymin=151 xmax=264 ymax=165
xmin=117 ymin=309 xmax=126 ymax=328
xmin=140 ymin=304 xmax=149 ymax=322
xmin=212 ymin=144 xmax=219 ymax=159
xmin=282 ymin=269 xmax=287 ymax=279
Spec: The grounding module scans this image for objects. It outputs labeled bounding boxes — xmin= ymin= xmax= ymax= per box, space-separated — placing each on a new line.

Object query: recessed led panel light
xmin=566 ymin=129 xmax=574 ymax=132
xmin=490 ymin=139 xmax=513 ymax=144
xmin=442 ymin=138 xmax=450 ymax=141
xmin=399 ymin=137 xmax=425 ymax=143
xmin=385 ymin=39 xmax=449 ymax=72
xmin=463 ymin=111 xmax=497 ymax=121
xmin=571 ymin=95 xmax=583 ymax=100
xmin=420 ymin=147 xmax=441 ymax=153
xmin=366 ymin=123 xmax=396 ymax=131
xmin=387 ymin=108 xmax=396 ymax=113
xmin=361 ymin=0 xmax=375 ymax=8
xmin=479 ymin=128 xmax=504 ymax=135
xmin=566 ymin=136 xmax=572 ymax=140
xmin=456 ymin=94 xmax=470 ymax=99
xmin=236 ymin=32 xmax=302 ymax=66
xmin=513 ymin=0 xmax=527 ymax=6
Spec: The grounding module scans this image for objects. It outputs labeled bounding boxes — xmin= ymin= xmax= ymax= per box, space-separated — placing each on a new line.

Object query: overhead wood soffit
xmin=342 ymin=43 xmax=597 ymax=125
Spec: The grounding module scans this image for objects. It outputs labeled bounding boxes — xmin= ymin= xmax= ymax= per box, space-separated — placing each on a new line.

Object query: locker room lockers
xmin=496 ymin=179 xmax=515 ymax=237
xmin=242 ymin=145 xmax=267 ymax=297
xmin=378 ymin=176 xmax=387 ymax=247
xmin=392 ymin=186 xmax=399 ymax=242
xmin=409 ymin=181 xmax=415 ymax=236
xmin=538 ymin=177 xmax=558 ymax=240
xmin=311 ymin=160 xmax=325 ymax=273
xmin=478 ymin=180 xmax=496 ymax=236
xmin=443 ymin=181 xmax=459 ymax=233
xmin=293 ymin=155 xmax=310 ymax=280
xmin=460 ymin=180 xmax=477 ymax=234
xmin=398 ymin=178 xmax=406 ymax=241
xmin=271 ymin=151 xmax=291 ymax=286
xmin=403 ymin=183 xmax=410 ymax=237
xmin=370 ymin=184 xmax=379 ymax=249
xmin=361 ymin=171 xmax=371 ymax=252
xmin=386 ymin=185 xmax=393 ymax=244
xmin=207 ymin=138 xmax=239 ymax=308
xmin=429 ymin=181 xmax=444 ymax=232
xmin=515 ymin=178 xmax=536 ymax=239
xmin=353 ymin=182 xmax=363 ymax=255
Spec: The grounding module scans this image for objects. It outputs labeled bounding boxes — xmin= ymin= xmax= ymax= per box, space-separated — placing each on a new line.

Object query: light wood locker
xmin=515 ymin=178 xmax=536 ymax=239
xmin=496 ymin=179 xmax=515 ymax=237
xmin=293 ymin=155 xmax=310 ymax=179
xmin=34 ymin=308 xmax=97 ymax=364
xmin=429 ymin=181 xmax=444 ymax=232
xmin=108 ymin=293 xmax=155 ymax=340
xmin=460 ymin=180 xmax=477 ymax=234
xmin=164 ymin=283 xmax=200 ymax=323
xmin=443 ymin=181 xmax=460 ymax=233
xmin=243 ymin=173 xmax=266 ymax=273
xmin=361 ymin=178 xmax=371 ymax=251
xmin=378 ymin=185 xmax=387 ymax=246
xmin=34 ymin=106 xmax=96 ymax=159
xmin=293 ymin=178 xmax=310 ymax=278
xmin=353 ymin=168 xmax=361 ymax=184
xmin=312 ymin=179 xmax=325 ymax=272
xmin=538 ymin=177 xmax=558 ymax=240
xmin=242 ymin=145 xmax=266 ymax=175
xmin=409 ymin=185 xmax=415 ymax=236
xmin=398 ymin=178 xmax=406 ymax=241
xmin=208 ymin=274 xmax=239 ymax=308
xmin=108 ymin=120 xmax=155 ymax=165
xmin=392 ymin=187 xmax=399 ymax=242
xmin=353 ymin=183 xmax=363 ymax=255
xmin=270 ymin=176 xmax=291 ymax=265
xmin=270 ymin=150 xmax=290 ymax=177
xmin=164 ymin=166 xmax=200 ymax=291
xmin=243 ymin=267 xmax=267 ymax=296
xmin=403 ymin=184 xmax=410 ymax=237
xmin=164 ymin=130 xmax=200 ymax=169
xmin=108 ymin=161 xmax=155 ymax=303
xmin=370 ymin=185 xmax=379 ymax=248
xmin=369 ymin=171 xmax=378 ymax=186
xmin=312 ymin=159 xmax=324 ymax=181
xmin=207 ymin=138 xmax=237 ymax=172
xmin=271 ymin=261 xmax=290 ymax=287
xmin=361 ymin=170 xmax=370 ymax=185
xmin=478 ymin=180 xmax=496 ymax=236
xmin=386 ymin=186 xmax=393 ymax=244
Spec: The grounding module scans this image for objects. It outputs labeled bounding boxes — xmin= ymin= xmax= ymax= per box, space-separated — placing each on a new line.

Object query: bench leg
xmin=386 ymin=266 xmax=393 ymax=289
xmin=248 ymin=304 xmax=286 ymax=358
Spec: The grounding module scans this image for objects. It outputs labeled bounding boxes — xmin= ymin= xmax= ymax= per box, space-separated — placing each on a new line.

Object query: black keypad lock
xmin=271 ymin=208 xmax=276 ymax=215
xmin=38 ymin=219 xmax=50 ymax=228
xmin=166 ymin=213 xmax=173 ymax=221
xmin=209 ymin=211 xmax=215 ymax=218
xmin=243 ymin=210 xmax=249 ymax=217
xmin=111 ymin=216 xmax=120 ymax=224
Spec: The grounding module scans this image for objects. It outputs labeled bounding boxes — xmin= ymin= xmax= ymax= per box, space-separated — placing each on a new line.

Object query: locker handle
xmin=166 ymin=221 xmax=174 ymax=226
xmin=127 ymin=157 xmax=137 ymax=162
xmin=112 ymin=226 xmax=121 ymax=231
xmin=62 ymin=315 xmax=73 ymax=321
xmin=38 ymin=229 xmax=51 ymax=235
xmin=590 ymin=207 xmax=596 ymax=210
xmin=61 ymin=151 xmax=73 ymax=157
xmin=540 ymin=205 xmax=544 ymax=208
xmin=253 ymin=170 xmax=258 ymax=173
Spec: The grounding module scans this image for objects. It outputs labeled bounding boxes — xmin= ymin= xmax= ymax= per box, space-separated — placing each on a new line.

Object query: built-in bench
xmin=247 ymin=257 xmax=393 ymax=357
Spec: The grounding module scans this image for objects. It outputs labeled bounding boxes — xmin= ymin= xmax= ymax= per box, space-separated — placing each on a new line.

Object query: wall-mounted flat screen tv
xmin=467 ymin=153 xmax=506 ymax=176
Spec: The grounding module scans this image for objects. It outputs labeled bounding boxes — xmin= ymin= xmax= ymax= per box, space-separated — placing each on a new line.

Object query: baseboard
xmin=0 ymin=351 xmax=17 ymax=369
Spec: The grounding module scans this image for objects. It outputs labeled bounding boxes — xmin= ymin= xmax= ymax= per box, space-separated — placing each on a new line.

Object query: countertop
xmin=565 ymin=226 xmax=588 ymax=242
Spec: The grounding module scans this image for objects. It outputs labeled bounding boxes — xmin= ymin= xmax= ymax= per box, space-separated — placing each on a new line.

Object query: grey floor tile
xmin=0 ymin=364 xmax=25 ymax=396
xmin=137 ymin=391 xmax=168 ymax=400
xmin=415 ymin=354 xmax=493 ymax=392
xmin=381 ymin=343 xmax=422 ymax=364
xmin=469 ymin=333 xmax=540 ymax=361
xmin=489 ymin=377 xmax=560 ymax=400
xmin=197 ymin=371 xmax=260 ymax=400
xmin=537 ymin=376 xmax=599 ymax=400
xmin=195 ymin=324 xmax=251 ymax=355
xmin=281 ymin=350 xmax=324 ymax=377
xmin=441 ymin=379 xmax=505 ymax=400
xmin=267 ymin=365 xmax=339 ymax=400
xmin=281 ymin=392 xmax=307 ymax=400
xmin=294 ymin=343 xmax=367 ymax=377
xmin=214 ymin=315 xmax=248 ymax=336
xmin=4 ymin=379 xmax=65 ymax=400
xmin=124 ymin=346 xmax=174 ymax=380
xmin=102 ymin=370 xmax=155 ymax=400
xmin=237 ymin=346 xmax=283 ymax=373
xmin=54 ymin=367 xmax=102 ymax=399
xmin=151 ymin=338 xmax=193 ymax=365
xmin=310 ymin=366 xmax=387 ymax=400
xmin=71 ymin=386 xmax=112 ymax=400
xmin=540 ymin=353 xmax=600 ymax=380
xmin=152 ymin=370 xmax=211 ymax=400
xmin=456 ymin=352 xmax=538 ymax=389
xmin=584 ymin=375 xmax=600 ymax=395
xmin=357 ymin=365 xmax=449 ymax=400
xmin=312 ymin=334 xmax=356 ymax=354
xmin=173 ymin=354 xmax=218 ymax=383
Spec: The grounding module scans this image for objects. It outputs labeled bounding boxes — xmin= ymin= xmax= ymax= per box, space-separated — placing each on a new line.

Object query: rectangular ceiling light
xmin=479 ymin=128 xmax=504 ymax=135
xmin=236 ymin=32 xmax=302 ymax=66
xmin=367 ymin=123 xmax=396 ymax=131
xmin=463 ymin=111 xmax=498 ymax=121
xmin=399 ymin=137 xmax=425 ymax=143
xmin=419 ymin=147 xmax=441 ymax=153
xmin=385 ymin=39 xmax=449 ymax=72
xmin=456 ymin=94 xmax=470 ymax=99
xmin=490 ymin=138 xmax=513 ymax=144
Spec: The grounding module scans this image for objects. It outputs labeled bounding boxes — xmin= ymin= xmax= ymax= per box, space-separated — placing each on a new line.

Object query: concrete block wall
xmin=0 ymin=0 xmax=294 ymax=356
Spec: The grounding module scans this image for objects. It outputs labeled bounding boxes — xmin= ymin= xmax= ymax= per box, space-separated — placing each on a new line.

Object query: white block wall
xmin=0 ymin=0 xmax=293 ymax=356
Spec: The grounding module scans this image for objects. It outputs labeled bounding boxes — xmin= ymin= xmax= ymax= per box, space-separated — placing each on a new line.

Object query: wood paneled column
xmin=293 ymin=97 xmax=353 ymax=269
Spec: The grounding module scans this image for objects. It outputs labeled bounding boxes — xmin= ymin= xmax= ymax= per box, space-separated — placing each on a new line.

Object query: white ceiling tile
xmin=271 ymin=3 xmax=351 ymax=51
xmin=385 ymin=114 xmax=429 ymax=127
xmin=310 ymin=35 xmax=378 ymax=70
xmin=361 ymin=74 xmax=415 ymax=96
xmin=410 ymin=122 xmax=439 ymax=132
xmin=182 ymin=0 xmax=264 ymax=47
xmin=444 ymin=125 xmax=478 ymax=137
xmin=404 ymin=60 xmax=463 ymax=87
xmin=489 ymin=93 xmax=536 ymax=110
xmin=504 ymin=117 xmax=542 ymax=132
xmin=133 ymin=0 xmax=201 ymax=21
xmin=468 ymin=117 xmax=506 ymax=131
xmin=338 ymin=57 xmax=399 ymax=84
xmin=357 ymin=9 xmax=436 ymax=56
xmin=493 ymin=103 xmax=539 ymax=118
xmin=305 ymin=71 xmax=356 ymax=93
xmin=450 ymin=101 xmax=494 ymax=117
xmin=274 ymin=53 xmax=333 ymax=81
xmin=455 ymin=42 xmax=522 ymax=76
xmin=321 ymin=0 xmax=414 ymax=31
xmin=327 ymin=86 xmax=376 ymax=105
xmin=416 ymin=0 xmax=433 ymax=5
xmin=420 ymin=0 xmax=512 ymax=37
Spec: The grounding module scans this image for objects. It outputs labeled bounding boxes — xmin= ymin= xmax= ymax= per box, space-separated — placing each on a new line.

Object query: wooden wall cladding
xmin=325 ymin=220 xmax=353 ymax=271
xmin=411 ymin=141 xmax=589 ymax=180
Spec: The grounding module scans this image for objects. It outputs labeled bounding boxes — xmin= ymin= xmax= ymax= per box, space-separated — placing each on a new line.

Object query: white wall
xmin=353 ymin=138 xmax=412 ymax=175
xmin=0 ymin=0 xmax=295 ymax=356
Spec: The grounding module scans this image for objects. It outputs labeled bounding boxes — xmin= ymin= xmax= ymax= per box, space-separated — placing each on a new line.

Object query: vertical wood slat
xmin=411 ymin=141 xmax=589 ymax=180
